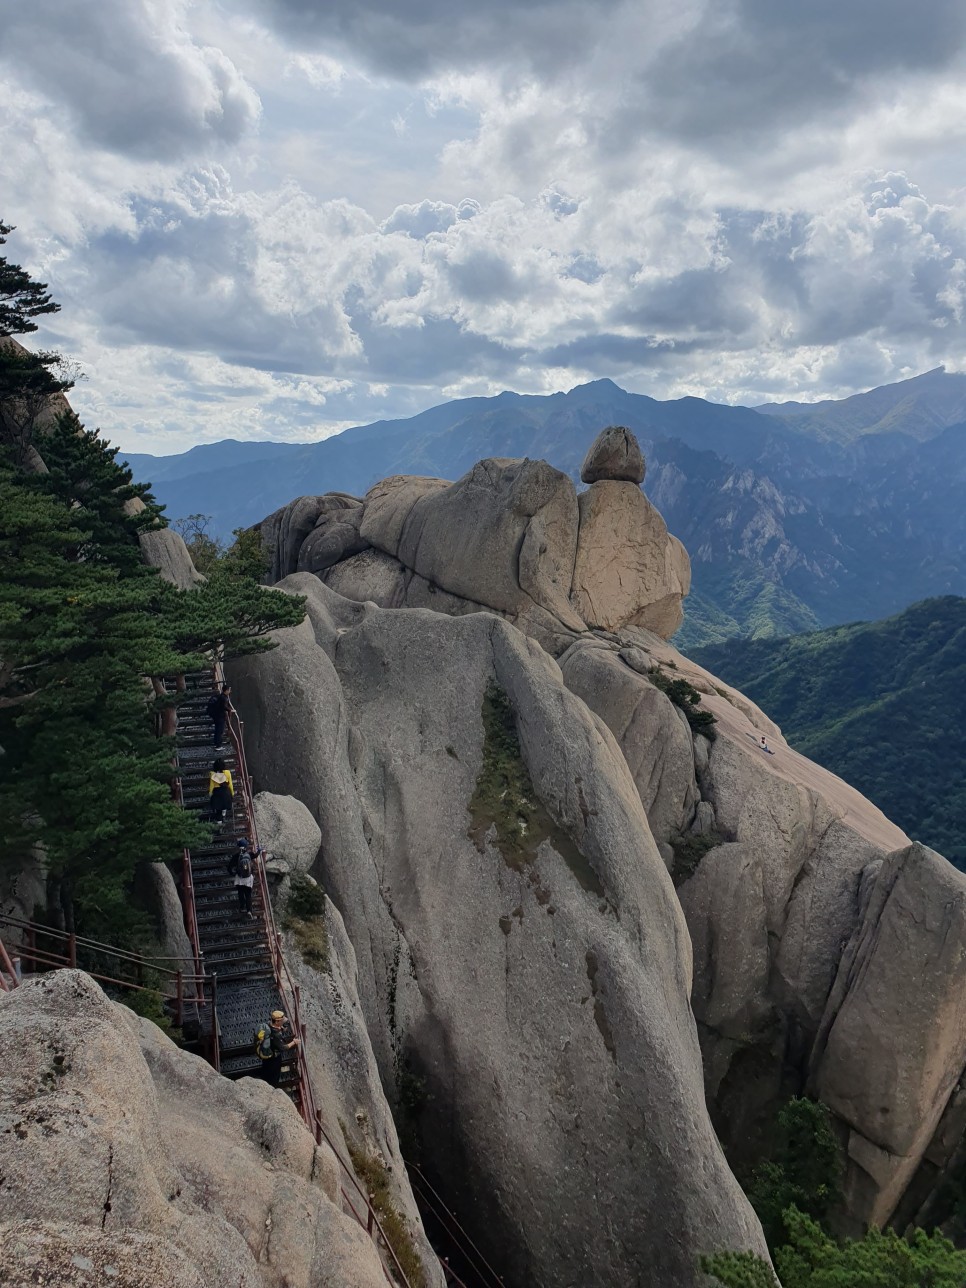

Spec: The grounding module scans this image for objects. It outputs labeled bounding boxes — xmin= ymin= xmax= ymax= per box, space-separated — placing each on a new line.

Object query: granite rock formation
xmin=1 ymin=971 xmax=391 ymax=1288
xmin=235 ymin=429 xmax=966 ymax=1256
xmin=229 ymin=574 xmax=768 ymax=1287
xmin=254 ymin=427 xmax=690 ymax=649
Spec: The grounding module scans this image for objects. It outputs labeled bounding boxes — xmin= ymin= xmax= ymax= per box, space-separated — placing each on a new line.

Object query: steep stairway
xmin=169 ymin=672 xmax=299 ymax=1096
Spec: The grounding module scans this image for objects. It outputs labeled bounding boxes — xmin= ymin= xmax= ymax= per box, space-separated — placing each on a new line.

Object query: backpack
xmin=236 ymin=850 xmax=252 ymax=880
xmin=206 ymin=694 xmax=220 ymax=719
xmin=254 ymin=1023 xmax=274 ymax=1060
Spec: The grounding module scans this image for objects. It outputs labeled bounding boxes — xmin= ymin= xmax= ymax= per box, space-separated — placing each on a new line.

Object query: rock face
xmin=254 ymin=428 xmax=690 ymax=648
xmin=810 ymin=843 xmax=966 ymax=1232
xmin=2 ymin=971 xmax=390 ymax=1288
xmin=570 ymin=481 xmax=691 ymax=635
xmin=229 ymin=575 xmax=768 ymax=1288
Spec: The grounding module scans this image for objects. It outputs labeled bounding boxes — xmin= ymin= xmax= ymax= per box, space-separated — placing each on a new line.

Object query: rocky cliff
xmin=235 ymin=426 xmax=966 ymax=1273
xmin=1 ymin=971 xmax=392 ymax=1288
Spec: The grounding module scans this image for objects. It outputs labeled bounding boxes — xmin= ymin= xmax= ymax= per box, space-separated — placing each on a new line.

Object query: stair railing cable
xmin=404 ymin=1160 xmax=505 ymax=1288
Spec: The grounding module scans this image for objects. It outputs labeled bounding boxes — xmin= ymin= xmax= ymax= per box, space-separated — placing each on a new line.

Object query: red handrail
xmin=0 ymin=934 xmax=19 ymax=990
xmin=0 ymin=913 xmax=212 ymax=1031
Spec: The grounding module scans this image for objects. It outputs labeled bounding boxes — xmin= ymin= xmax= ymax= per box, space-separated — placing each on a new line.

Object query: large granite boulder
xmin=2 ymin=971 xmax=390 ymax=1288
xmin=570 ymin=481 xmax=691 ymax=636
xmin=253 ymin=791 xmax=322 ymax=876
xmin=810 ymin=843 xmax=966 ymax=1231
xmin=361 ymin=459 xmax=585 ymax=631
xmin=580 ymin=425 xmax=646 ymax=484
xmin=229 ymin=575 xmax=768 ymax=1288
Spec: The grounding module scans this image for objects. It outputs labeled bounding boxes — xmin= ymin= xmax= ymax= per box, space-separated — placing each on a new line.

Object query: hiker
xmin=208 ymin=756 xmax=234 ymax=829
xmin=206 ymin=683 xmax=232 ymax=748
xmin=228 ymin=839 xmax=259 ymax=919
xmin=759 ymin=734 xmax=771 ymax=753
xmin=261 ymin=1009 xmax=300 ymax=1088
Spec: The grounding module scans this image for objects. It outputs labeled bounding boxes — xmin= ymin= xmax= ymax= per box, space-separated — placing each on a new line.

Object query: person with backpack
xmin=208 ymin=757 xmax=234 ymax=830
xmin=254 ymin=1009 xmax=300 ymax=1088
xmin=206 ymin=683 xmax=232 ymax=749
xmin=228 ymin=838 xmax=260 ymax=918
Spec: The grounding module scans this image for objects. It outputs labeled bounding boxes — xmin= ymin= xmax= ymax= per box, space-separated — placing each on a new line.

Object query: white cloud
xmin=5 ymin=0 xmax=966 ymax=452
xmin=2 ymin=0 xmax=260 ymax=160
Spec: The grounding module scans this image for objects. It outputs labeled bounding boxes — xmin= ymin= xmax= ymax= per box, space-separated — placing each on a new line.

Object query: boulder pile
xmin=256 ymin=426 xmax=690 ymax=650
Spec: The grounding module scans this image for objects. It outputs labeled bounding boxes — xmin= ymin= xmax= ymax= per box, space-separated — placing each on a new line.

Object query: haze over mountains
xmin=124 ymin=366 xmax=966 ymax=647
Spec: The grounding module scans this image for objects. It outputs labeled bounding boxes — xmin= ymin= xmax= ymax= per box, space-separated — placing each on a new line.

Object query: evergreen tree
xmin=703 ymin=1208 xmax=966 ymax=1288
xmin=0 ymin=223 xmax=74 ymax=466
xmin=0 ymin=221 xmax=60 ymax=335
xmin=35 ymin=412 xmax=163 ymax=571
xmin=747 ymin=1099 xmax=844 ymax=1251
xmin=0 ymin=434 xmax=304 ymax=936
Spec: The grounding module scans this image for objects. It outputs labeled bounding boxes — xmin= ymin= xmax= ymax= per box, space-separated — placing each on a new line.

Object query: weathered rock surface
xmin=559 ymin=638 xmax=699 ymax=847
xmin=140 ymin=862 xmax=194 ymax=965
xmin=810 ymin=843 xmax=966 ymax=1231
xmin=237 ymin=433 xmax=966 ymax=1249
xmin=580 ymin=424 xmax=646 ymax=484
xmin=571 ymin=481 xmax=691 ymax=636
xmin=284 ymin=894 xmax=441 ymax=1280
xmin=136 ymin=525 xmax=206 ymax=589
xmin=230 ymin=575 xmax=768 ymax=1288
xmin=254 ymin=429 xmax=690 ymax=646
xmin=2 ymin=970 xmax=389 ymax=1288
xmin=253 ymin=791 xmax=322 ymax=876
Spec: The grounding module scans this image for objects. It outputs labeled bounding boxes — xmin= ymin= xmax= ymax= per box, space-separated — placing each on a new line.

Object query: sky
xmin=4 ymin=0 xmax=966 ymax=453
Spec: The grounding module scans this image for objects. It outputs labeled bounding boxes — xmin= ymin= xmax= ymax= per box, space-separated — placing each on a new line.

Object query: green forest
xmin=0 ymin=222 xmax=304 ymax=943
xmin=694 ymin=596 xmax=966 ymax=867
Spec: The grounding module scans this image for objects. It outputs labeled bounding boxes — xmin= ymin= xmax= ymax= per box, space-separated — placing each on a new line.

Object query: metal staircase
xmin=168 ymin=670 xmax=300 ymax=1095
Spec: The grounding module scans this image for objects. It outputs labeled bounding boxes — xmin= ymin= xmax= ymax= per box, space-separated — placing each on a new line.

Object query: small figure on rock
xmin=255 ymin=1009 xmax=300 ymax=1088
xmin=206 ymin=683 xmax=232 ymax=749
xmin=759 ymin=734 xmax=774 ymax=755
xmin=208 ymin=756 xmax=234 ymax=829
xmin=228 ymin=838 xmax=259 ymax=919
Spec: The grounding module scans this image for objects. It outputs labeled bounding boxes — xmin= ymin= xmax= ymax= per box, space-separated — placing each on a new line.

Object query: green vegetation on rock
xmin=467 ymin=683 xmax=545 ymax=866
xmin=704 ymin=1208 xmax=966 ymax=1288
xmin=343 ymin=1127 xmax=426 ymax=1288
xmin=282 ymin=874 xmax=329 ymax=971
xmin=746 ymin=1099 xmax=844 ymax=1251
xmin=693 ymin=597 xmax=966 ymax=866
xmin=647 ymin=666 xmax=717 ymax=739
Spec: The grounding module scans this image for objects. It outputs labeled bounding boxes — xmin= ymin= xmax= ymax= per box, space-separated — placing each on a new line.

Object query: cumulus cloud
xmin=7 ymin=0 xmax=966 ymax=452
xmin=1 ymin=0 xmax=260 ymax=159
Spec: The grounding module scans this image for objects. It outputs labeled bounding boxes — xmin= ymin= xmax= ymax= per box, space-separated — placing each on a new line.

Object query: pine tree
xmin=0 ymin=222 xmax=74 ymax=466
xmin=0 ymin=221 xmax=60 ymax=335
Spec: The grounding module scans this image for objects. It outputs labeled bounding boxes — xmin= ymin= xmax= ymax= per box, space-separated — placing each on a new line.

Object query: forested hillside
xmin=693 ymin=598 xmax=966 ymax=866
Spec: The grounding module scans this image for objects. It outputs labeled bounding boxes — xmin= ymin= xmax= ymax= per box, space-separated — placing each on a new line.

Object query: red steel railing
xmin=0 ymin=911 xmax=218 ymax=1067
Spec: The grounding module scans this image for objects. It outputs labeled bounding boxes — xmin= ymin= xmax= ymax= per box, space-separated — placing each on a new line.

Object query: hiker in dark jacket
xmin=228 ymin=840 xmax=260 ymax=919
xmin=207 ymin=683 xmax=231 ymax=748
xmin=264 ymin=1009 xmax=300 ymax=1088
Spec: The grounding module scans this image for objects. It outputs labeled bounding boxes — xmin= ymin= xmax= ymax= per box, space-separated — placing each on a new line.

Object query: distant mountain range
xmin=122 ymin=367 xmax=966 ymax=647
xmin=693 ymin=596 xmax=966 ymax=867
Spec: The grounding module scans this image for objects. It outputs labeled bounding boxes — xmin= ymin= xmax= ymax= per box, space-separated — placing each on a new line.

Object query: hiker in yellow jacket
xmin=209 ymin=757 xmax=234 ymax=830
